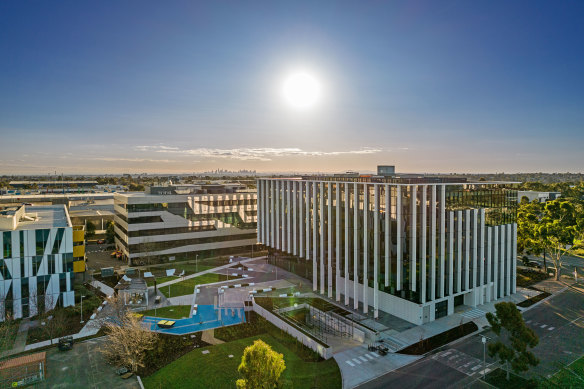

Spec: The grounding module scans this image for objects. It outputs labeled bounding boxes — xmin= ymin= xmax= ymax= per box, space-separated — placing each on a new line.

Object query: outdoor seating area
xmin=157 ymin=320 xmax=176 ymax=329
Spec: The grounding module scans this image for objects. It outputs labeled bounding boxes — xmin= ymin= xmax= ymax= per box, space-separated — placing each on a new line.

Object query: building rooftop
xmin=0 ymin=205 xmax=71 ymax=231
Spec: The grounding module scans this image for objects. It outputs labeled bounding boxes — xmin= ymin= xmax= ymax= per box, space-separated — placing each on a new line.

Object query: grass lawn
xmin=539 ymin=354 xmax=584 ymax=388
xmin=141 ymin=305 xmax=192 ymax=319
xmin=160 ymin=273 xmax=228 ymax=298
xmin=0 ymin=320 xmax=19 ymax=352
xmin=143 ymin=334 xmax=341 ymax=389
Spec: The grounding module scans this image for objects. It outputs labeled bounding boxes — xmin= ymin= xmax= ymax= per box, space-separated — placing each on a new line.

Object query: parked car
xmin=97 ymin=239 xmax=105 ymax=244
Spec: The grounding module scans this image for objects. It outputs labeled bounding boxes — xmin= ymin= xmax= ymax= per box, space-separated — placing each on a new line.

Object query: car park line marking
xmin=548 ymin=326 xmax=555 ymax=331
xmin=471 ymin=365 xmax=481 ymax=371
xmin=541 ymin=324 xmax=547 ymax=328
xmin=346 ymin=360 xmax=355 ymax=367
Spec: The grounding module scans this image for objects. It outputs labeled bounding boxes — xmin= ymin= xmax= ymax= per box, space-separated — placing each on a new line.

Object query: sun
xmin=281 ymin=72 xmax=322 ymax=109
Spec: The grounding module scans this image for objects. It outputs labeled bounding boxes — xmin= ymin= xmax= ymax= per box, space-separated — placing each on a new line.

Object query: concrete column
xmin=396 ymin=186 xmax=402 ymax=291
xmin=258 ymin=180 xmax=263 ymax=244
xmin=320 ymin=182 xmax=325 ymax=295
xmin=327 ymin=182 xmax=333 ymax=298
xmin=293 ymin=181 xmax=297 ymax=256
xmin=472 ymin=209 xmax=478 ymax=306
xmin=410 ymin=185 xmax=417 ymax=292
xmin=313 ymin=182 xmax=318 ymax=291
xmin=500 ymin=225 xmax=505 ymax=298
xmin=305 ymin=182 xmax=310 ymax=260
xmin=384 ymin=184 xmax=390 ymax=288
xmin=275 ymin=180 xmax=280 ymax=250
xmin=479 ymin=209 xmax=485 ymax=305
xmin=353 ymin=182 xmax=359 ymax=310
xmin=505 ymin=224 xmax=513 ymax=296
xmin=335 ymin=183 xmax=341 ymax=302
xmin=457 ymin=210 xmax=463 ymax=293
xmin=465 ymin=209 xmax=470 ymax=291
xmin=431 ymin=185 xmax=437 ymax=301
xmin=373 ymin=184 xmax=379 ymax=318
xmin=299 ymin=182 xmax=304 ymax=258
xmin=440 ymin=185 xmax=446 ymax=298
xmin=363 ymin=183 xmax=369 ymax=314
xmin=281 ymin=181 xmax=287 ymax=252
xmin=486 ymin=226 xmax=492 ymax=303
xmin=512 ymin=223 xmax=517 ymax=294
xmin=344 ymin=183 xmax=350 ymax=305
xmin=449 ymin=211 xmax=454 ymax=296
xmin=287 ymin=181 xmax=292 ymax=253
xmin=271 ymin=181 xmax=276 ymax=249
xmin=493 ymin=226 xmax=499 ymax=300
xmin=421 ymin=185 xmax=427 ymax=304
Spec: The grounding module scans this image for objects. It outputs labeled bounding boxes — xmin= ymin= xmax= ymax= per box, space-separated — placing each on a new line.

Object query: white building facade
xmin=114 ymin=186 xmax=257 ymax=263
xmin=257 ymin=177 xmax=518 ymax=325
xmin=0 ymin=205 xmax=76 ymax=321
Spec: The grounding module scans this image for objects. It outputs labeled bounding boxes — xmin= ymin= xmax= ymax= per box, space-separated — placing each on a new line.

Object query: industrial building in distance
xmin=114 ymin=183 xmax=258 ymax=264
xmin=257 ymin=166 xmax=518 ymax=325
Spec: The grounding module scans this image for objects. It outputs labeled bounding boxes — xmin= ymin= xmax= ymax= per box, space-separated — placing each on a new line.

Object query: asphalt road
xmin=521 ymin=253 xmax=584 ymax=273
xmin=358 ymin=282 xmax=584 ymax=388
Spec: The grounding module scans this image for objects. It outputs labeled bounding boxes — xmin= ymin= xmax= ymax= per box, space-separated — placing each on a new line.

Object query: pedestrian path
xmin=90 ymin=280 xmax=115 ymax=296
xmin=459 ymin=308 xmax=487 ymax=320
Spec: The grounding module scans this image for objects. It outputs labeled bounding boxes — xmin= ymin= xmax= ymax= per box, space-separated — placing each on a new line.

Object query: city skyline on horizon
xmin=1 ymin=1 xmax=583 ymax=175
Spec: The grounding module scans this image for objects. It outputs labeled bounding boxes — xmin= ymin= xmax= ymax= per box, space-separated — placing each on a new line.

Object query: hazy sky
xmin=1 ymin=1 xmax=583 ymax=175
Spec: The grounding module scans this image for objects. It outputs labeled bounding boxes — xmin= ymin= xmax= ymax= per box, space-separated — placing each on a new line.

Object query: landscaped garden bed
xmin=141 ymin=305 xmax=192 ymax=319
xmin=398 ymin=321 xmax=479 ymax=355
xmin=159 ymin=273 xmax=229 ymax=298
xmin=516 ymin=289 xmax=552 ymax=308
xmin=139 ymin=332 xmax=208 ymax=377
xmin=483 ymin=368 xmax=538 ymax=388
xmin=516 ymin=268 xmax=552 ymax=288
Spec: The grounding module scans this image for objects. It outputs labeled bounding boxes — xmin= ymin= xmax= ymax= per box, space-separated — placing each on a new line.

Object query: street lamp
xmin=196 ymin=254 xmax=198 ymax=273
xmin=80 ymin=295 xmax=86 ymax=324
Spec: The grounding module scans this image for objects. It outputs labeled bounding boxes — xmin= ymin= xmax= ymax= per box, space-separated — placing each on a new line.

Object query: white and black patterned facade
xmin=0 ymin=205 xmax=76 ymax=321
xmin=257 ymin=177 xmax=518 ymax=325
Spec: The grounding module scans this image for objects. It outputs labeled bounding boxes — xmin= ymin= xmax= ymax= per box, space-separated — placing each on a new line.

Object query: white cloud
xmin=134 ymin=145 xmax=382 ymax=161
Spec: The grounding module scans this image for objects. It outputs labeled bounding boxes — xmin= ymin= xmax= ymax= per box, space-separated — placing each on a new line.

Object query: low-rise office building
xmin=257 ymin=173 xmax=518 ymax=325
xmin=0 ymin=205 xmax=77 ymax=320
xmin=114 ymin=184 xmax=257 ymax=264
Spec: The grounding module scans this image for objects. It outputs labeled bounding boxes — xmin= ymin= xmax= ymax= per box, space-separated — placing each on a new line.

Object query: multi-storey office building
xmin=257 ymin=176 xmax=518 ymax=325
xmin=0 ymin=205 xmax=77 ymax=321
xmin=114 ymin=185 xmax=257 ymax=263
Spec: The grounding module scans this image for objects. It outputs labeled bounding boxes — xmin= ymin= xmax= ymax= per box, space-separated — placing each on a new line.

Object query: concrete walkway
xmin=90 ymin=279 xmax=115 ymax=297
xmin=201 ymin=329 xmax=225 ymax=345
xmin=154 ymin=256 xmax=266 ymax=289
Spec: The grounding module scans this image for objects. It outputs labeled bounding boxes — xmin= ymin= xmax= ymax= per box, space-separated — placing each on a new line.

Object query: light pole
xmin=196 ymin=254 xmax=198 ymax=273
xmin=80 ymin=295 xmax=86 ymax=323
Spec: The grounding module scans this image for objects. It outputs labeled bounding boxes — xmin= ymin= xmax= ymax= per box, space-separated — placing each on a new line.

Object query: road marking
xmin=353 ymin=358 xmax=362 ymax=365
xmin=548 ymin=327 xmax=555 ymax=331
xmin=359 ymin=356 xmax=368 ymax=362
xmin=346 ymin=360 xmax=355 ymax=367
xmin=365 ymin=354 xmax=374 ymax=360
xmin=370 ymin=352 xmax=380 ymax=358
xmin=471 ymin=365 xmax=481 ymax=371
xmin=526 ymin=320 xmax=532 ymax=324
xmin=541 ymin=324 xmax=547 ymax=328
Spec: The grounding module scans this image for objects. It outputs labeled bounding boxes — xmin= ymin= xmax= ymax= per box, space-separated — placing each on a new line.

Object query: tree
xmin=486 ymin=302 xmax=539 ymax=380
xmin=99 ymin=310 xmax=158 ymax=373
xmin=537 ymin=200 xmax=582 ymax=280
xmin=86 ymin=221 xmax=96 ymax=239
xmin=236 ymin=339 xmax=286 ymax=389
xmin=38 ymin=293 xmax=68 ymax=345
xmin=105 ymin=221 xmax=115 ymax=244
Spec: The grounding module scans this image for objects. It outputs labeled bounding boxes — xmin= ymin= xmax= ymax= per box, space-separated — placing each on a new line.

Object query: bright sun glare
xmin=281 ymin=72 xmax=321 ymax=109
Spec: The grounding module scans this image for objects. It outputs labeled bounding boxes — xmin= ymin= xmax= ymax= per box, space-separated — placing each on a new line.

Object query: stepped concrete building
xmin=257 ymin=174 xmax=518 ymax=325
xmin=114 ymin=184 xmax=257 ymax=264
xmin=0 ymin=205 xmax=78 ymax=320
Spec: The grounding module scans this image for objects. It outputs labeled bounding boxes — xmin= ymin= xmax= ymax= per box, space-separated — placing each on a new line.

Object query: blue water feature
xmin=142 ymin=304 xmax=246 ymax=335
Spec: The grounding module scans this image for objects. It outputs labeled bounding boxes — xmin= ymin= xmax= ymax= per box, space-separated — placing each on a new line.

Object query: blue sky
xmin=1 ymin=1 xmax=583 ymax=174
